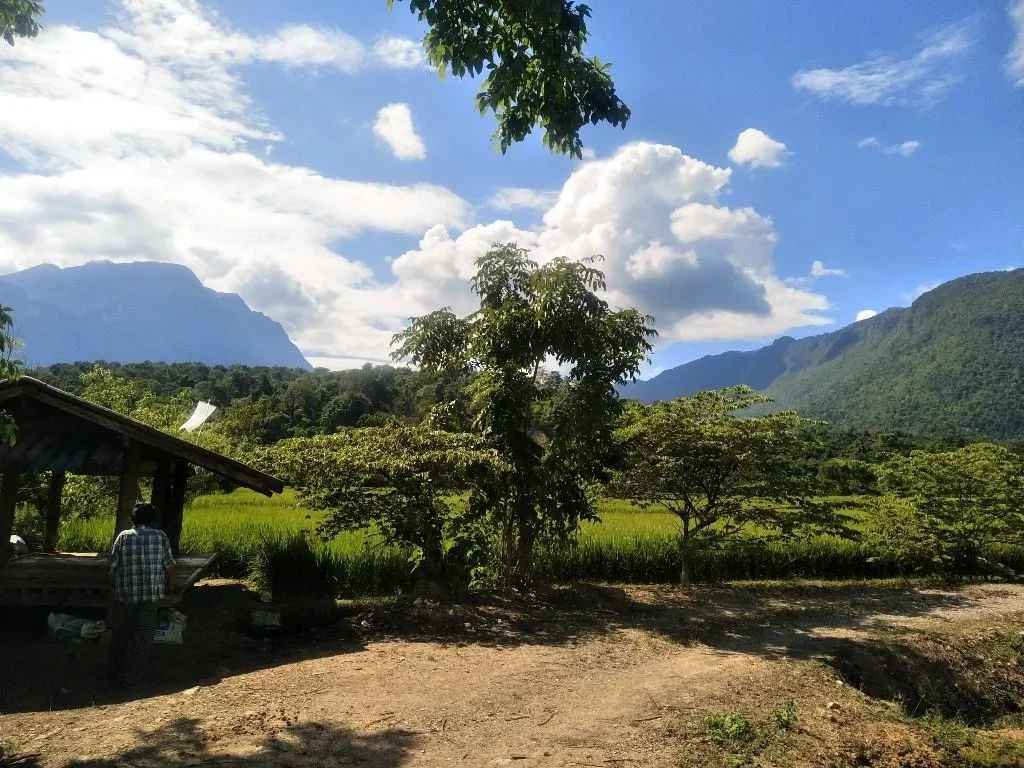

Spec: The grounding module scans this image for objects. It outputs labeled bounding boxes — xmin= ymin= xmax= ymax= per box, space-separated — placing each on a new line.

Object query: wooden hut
xmin=0 ymin=377 xmax=284 ymax=606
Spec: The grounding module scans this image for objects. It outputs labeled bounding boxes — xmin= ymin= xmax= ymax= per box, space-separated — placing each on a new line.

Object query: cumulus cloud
xmin=792 ymin=19 xmax=975 ymax=107
xmin=486 ymin=187 xmax=560 ymax=211
xmin=373 ymin=103 xmax=427 ymax=160
xmin=728 ymin=128 xmax=789 ymax=169
xmin=390 ymin=142 xmax=832 ymax=345
xmin=810 ymin=260 xmax=848 ymax=278
xmin=858 ymin=136 xmax=921 ymax=156
xmin=855 ymin=309 xmax=878 ymax=321
xmin=372 ymin=35 xmax=428 ymax=69
xmin=1009 ymin=0 xmax=1024 ymax=86
xmin=0 ymin=2 xmax=834 ymax=361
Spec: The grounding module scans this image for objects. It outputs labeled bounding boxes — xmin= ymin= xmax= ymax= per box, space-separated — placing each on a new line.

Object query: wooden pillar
xmin=166 ymin=462 xmax=189 ymax=556
xmin=0 ymin=471 xmax=21 ymax=568
xmin=151 ymin=460 xmax=171 ymax=528
xmin=42 ymin=471 xmax=66 ymax=553
xmin=114 ymin=440 xmax=141 ymax=538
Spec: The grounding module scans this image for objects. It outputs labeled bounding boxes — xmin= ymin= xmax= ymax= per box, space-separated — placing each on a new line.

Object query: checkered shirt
xmin=109 ymin=525 xmax=175 ymax=604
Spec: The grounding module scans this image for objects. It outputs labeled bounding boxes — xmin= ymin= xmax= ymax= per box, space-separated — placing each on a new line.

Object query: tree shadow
xmin=65 ymin=717 xmax=416 ymax=768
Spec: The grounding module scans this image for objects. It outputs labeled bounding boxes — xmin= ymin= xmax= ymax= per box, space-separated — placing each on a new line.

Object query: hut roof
xmin=0 ymin=377 xmax=283 ymax=495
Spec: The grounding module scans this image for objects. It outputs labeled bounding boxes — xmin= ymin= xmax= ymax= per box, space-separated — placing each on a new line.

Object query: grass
xmin=54 ymin=490 xmax=1024 ymax=599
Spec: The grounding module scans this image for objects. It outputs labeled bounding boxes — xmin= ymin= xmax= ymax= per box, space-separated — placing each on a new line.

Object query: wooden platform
xmin=0 ymin=552 xmax=218 ymax=607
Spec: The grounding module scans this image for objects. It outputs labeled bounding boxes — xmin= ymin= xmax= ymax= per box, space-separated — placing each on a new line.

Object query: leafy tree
xmin=263 ymin=424 xmax=506 ymax=584
xmin=0 ymin=0 xmax=41 ymax=45
xmin=612 ymin=386 xmax=844 ymax=584
xmin=872 ymin=443 xmax=1024 ymax=578
xmin=819 ymin=457 xmax=878 ymax=496
xmin=391 ymin=0 xmax=629 ymax=156
xmin=0 ymin=305 xmax=23 ymax=445
xmin=393 ymin=244 xmax=655 ymax=587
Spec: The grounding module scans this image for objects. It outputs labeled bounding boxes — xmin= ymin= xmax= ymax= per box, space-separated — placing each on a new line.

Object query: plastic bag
xmin=154 ymin=608 xmax=186 ymax=644
xmin=48 ymin=612 xmax=106 ymax=642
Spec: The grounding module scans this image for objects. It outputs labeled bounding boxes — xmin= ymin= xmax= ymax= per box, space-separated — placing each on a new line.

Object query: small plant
xmin=771 ymin=699 xmax=798 ymax=731
xmin=705 ymin=712 xmax=757 ymax=745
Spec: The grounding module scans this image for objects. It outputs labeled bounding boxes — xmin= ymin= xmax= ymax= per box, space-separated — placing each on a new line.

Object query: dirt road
xmin=3 ymin=581 xmax=1023 ymax=767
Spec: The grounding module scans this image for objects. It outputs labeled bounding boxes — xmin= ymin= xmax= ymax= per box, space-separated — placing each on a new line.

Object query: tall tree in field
xmin=613 ymin=386 xmax=844 ymax=584
xmin=393 ymin=244 xmax=655 ymax=587
xmin=873 ymin=443 xmax=1024 ymax=578
xmin=0 ymin=305 xmax=23 ymax=445
xmin=0 ymin=0 xmax=41 ymax=45
xmin=391 ymin=0 xmax=629 ymax=156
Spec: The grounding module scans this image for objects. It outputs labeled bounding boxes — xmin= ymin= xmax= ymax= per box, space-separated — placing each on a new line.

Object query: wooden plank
xmin=43 ymin=471 xmax=66 ymax=553
xmin=165 ymin=462 xmax=189 ymax=555
xmin=114 ymin=440 xmax=140 ymax=536
xmin=0 ymin=471 xmax=20 ymax=568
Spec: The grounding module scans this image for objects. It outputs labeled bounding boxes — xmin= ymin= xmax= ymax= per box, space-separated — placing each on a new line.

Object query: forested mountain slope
xmin=623 ymin=269 xmax=1024 ymax=440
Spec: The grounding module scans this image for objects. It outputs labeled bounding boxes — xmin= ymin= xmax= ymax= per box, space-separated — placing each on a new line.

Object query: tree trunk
xmin=115 ymin=440 xmax=141 ymax=537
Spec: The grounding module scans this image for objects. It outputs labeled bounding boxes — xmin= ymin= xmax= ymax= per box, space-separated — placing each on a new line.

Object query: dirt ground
xmin=2 ymin=580 xmax=1024 ymax=767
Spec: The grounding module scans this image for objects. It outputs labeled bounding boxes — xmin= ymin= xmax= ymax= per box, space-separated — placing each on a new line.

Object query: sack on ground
xmin=154 ymin=608 xmax=186 ymax=644
xmin=47 ymin=612 xmax=106 ymax=642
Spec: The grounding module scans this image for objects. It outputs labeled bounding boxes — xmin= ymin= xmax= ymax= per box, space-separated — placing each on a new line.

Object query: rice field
xmin=54 ymin=489 xmax=1024 ymax=599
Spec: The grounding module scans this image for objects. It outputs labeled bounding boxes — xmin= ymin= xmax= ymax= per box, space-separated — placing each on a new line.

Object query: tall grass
xmin=56 ymin=489 xmax=1024 ymax=599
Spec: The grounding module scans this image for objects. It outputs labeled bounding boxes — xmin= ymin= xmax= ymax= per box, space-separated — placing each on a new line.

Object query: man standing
xmin=107 ymin=501 xmax=175 ymax=686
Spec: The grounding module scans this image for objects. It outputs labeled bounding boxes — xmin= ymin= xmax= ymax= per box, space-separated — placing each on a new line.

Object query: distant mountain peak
xmin=0 ymin=260 xmax=311 ymax=370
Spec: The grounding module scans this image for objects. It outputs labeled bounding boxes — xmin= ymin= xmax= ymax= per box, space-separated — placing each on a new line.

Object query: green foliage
xmin=0 ymin=0 xmax=41 ymax=45
xmin=390 ymin=0 xmax=628 ymax=157
xmin=770 ymin=700 xmax=797 ymax=731
xmin=704 ymin=712 xmax=757 ymax=745
xmin=0 ymin=304 xmax=23 ymax=445
xmin=613 ymin=386 xmax=847 ymax=583
xmin=393 ymin=244 xmax=655 ymax=587
xmin=871 ymin=443 xmax=1024 ymax=577
xmin=261 ymin=424 xmax=506 ymax=582
xmin=819 ymin=457 xmax=878 ymax=495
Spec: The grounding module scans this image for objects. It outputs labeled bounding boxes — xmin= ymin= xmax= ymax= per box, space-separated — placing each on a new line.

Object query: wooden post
xmin=114 ymin=440 xmax=141 ymax=537
xmin=166 ymin=462 xmax=189 ymax=556
xmin=0 ymin=471 xmax=21 ymax=568
xmin=151 ymin=460 xmax=171 ymax=528
xmin=42 ymin=471 xmax=66 ymax=553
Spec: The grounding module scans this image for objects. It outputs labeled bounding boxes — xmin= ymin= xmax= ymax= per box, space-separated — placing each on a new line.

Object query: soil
xmin=2 ymin=580 xmax=1024 ymax=767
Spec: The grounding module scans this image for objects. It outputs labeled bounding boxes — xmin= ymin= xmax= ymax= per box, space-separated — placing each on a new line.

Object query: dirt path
xmin=3 ymin=581 xmax=1024 ymax=767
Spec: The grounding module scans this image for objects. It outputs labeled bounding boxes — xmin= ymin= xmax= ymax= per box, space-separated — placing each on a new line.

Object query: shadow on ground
xmin=0 ymin=583 xmax=364 ymax=716
xmin=63 ymin=717 xmax=416 ymax=768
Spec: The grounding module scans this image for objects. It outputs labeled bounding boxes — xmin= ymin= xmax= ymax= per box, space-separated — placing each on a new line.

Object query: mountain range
xmin=0 ymin=261 xmax=311 ymax=370
xmin=622 ymin=269 xmax=1024 ymax=441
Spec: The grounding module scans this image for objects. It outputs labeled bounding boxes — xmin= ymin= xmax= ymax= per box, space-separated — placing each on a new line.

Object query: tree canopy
xmin=612 ymin=386 xmax=845 ymax=583
xmin=0 ymin=305 xmax=23 ymax=445
xmin=391 ymin=0 xmax=629 ymax=156
xmin=0 ymin=0 xmax=40 ymax=45
xmin=393 ymin=244 xmax=655 ymax=586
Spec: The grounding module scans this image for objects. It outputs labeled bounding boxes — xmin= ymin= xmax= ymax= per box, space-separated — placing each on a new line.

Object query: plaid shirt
xmin=109 ymin=525 xmax=175 ymax=604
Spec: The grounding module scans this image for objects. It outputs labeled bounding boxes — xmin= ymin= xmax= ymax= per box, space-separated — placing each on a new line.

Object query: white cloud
xmin=486 ymin=187 xmax=560 ymax=211
xmin=372 ymin=35 xmax=427 ymax=69
xmin=810 ymin=260 xmax=848 ymax=278
xmin=727 ymin=128 xmax=788 ymax=169
xmin=855 ymin=309 xmax=878 ymax=321
xmin=903 ymin=279 xmax=942 ymax=302
xmin=372 ymin=103 xmax=426 ymax=161
xmin=391 ymin=142 xmax=832 ymax=346
xmin=580 ymin=147 xmax=597 ymax=161
xmin=0 ymin=3 xmax=835 ymax=362
xmin=858 ymin=136 xmax=921 ymax=156
xmin=792 ymin=19 xmax=975 ymax=107
xmin=1009 ymin=0 xmax=1024 ymax=86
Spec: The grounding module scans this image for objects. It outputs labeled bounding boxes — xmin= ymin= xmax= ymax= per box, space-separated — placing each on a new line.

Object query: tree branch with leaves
xmin=612 ymin=386 xmax=846 ymax=584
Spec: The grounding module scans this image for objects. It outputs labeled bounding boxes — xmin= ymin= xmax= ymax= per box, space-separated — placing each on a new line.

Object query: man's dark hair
xmin=132 ymin=502 xmax=158 ymax=526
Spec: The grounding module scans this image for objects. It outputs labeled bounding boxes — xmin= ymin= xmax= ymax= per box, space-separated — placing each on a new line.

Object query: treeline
xmin=30 ymin=361 xmax=466 ymax=441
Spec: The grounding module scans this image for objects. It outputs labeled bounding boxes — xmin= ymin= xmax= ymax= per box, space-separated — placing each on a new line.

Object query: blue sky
xmin=1 ymin=1 xmax=1022 ymax=373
